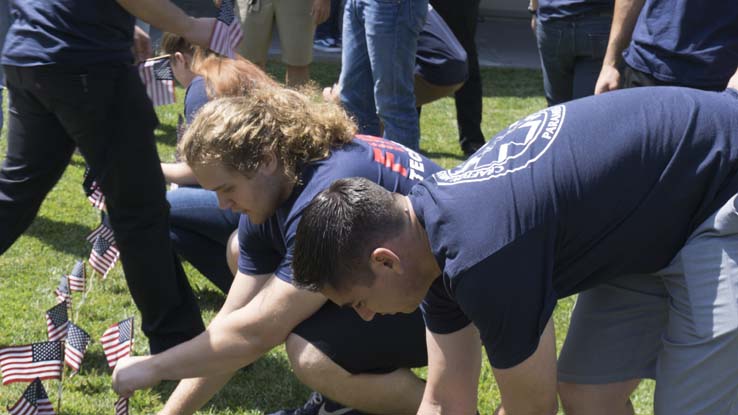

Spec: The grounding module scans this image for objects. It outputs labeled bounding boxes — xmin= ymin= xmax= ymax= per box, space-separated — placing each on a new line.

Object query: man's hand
xmin=594 ymin=64 xmax=621 ymax=94
xmin=530 ymin=14 xmax=537 ymax=32
xmin=132 ymin=25 xmax=152 ymax=63
xmin=312 ymin=0 xmax=330 ymax=26
xmin=112 ymin=356 xmax=161 ymax=398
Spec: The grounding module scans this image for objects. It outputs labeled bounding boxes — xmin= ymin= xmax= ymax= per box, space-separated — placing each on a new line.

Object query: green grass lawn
xmin=0 ymin=62 xmax=655 ymax=414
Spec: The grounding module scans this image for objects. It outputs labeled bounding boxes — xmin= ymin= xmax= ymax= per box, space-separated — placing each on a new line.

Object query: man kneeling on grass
xmin=293 ymin=81 xmax=738 ymax=414
xmin=112 ymin=85 xmax=443 ymax=415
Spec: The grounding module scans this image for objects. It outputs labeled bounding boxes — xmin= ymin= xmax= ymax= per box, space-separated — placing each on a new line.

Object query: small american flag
xmin=100 ymin=318 xmax=133 ymax=369
xmin=53 ymin=275 xmax=71 ymax=307
xmin=138 ymin=56 xmax=176 ymax=106
xmin=115 ymin=396 xmax=129 ymax=415
xmin=45 ymin=302 xmax=69 ymax=342
xmin=65 ymin=323 xmax=91 ymax=373
xmin=210 ymin=0 xmax=243 ymax=58
xmin=87 ymin=181 xmax=106 ymax=211
xmin=82 ymin=167 xmax=106 ymax=211
xmin=67 ymin=260 xmax=86 ymax=292
xmin=7 ymin=378 xmax=56 ymax=415
xmin=0 ymin=342 xmax=63 ymax=385
xmin=88 ymin=235 xmax=120 ymax=279
xmin=86 ymin=217 xmax=115 ymax=246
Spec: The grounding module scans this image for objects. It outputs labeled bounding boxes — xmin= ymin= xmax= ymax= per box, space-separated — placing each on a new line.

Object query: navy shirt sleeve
xmin=184 ymin=76 xmax=209 ymax=124
xmin=237 ymin=215 xmax=283 ymax=276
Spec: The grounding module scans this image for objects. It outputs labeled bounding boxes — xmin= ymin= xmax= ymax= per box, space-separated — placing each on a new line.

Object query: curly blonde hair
xmin=180 ymin=85 xmax=357 ymax=181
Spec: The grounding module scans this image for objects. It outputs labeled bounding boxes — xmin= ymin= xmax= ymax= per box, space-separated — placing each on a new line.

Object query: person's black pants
xmin=0 ymin=64 xmax=205 ymax=353
xmin=429 ymin=0 xmax=485 ymax=152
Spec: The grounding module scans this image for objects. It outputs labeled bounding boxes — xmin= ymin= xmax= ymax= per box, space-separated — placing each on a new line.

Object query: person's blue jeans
xmin=339 ymin=0 xmax=428 ymax=151
xmin=168 ymin=186 xmax=241 ymax=293
xmin=536 ymin=13 xmax=611 ymax=106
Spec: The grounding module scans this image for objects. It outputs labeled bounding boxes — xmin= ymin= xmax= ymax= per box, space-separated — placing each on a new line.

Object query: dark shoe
xmin=462 ymin=140 xmax=485 ymax=158
xmin=267 ymin=392 xmax=362 ymax=415
xmin=313 ymin=37 xmax=341 ymax=53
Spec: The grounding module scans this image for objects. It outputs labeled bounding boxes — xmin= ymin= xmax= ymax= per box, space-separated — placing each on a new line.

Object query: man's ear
xmin=258 ymin=151 xmax=280 ymax=176
xmin=370 ymin=247 xmax=403 ymax=275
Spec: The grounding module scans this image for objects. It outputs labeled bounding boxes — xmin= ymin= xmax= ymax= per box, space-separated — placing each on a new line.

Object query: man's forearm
xmin=116 ymin=0 xmax=195 ymax=35
xmin=160 ymin=374 xmax=235 ymax=415
xmin=602 ymin=0 xmax=646 ymax=67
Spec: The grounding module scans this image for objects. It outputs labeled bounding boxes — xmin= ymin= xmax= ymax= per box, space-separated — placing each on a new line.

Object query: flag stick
xmin=57 ymin=341 xmax=66 ymax=414
xmin=74 ymin=264 xmax=95 ymax=322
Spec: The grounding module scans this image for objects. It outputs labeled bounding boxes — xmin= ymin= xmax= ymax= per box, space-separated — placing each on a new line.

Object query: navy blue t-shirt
xmin=3 ymin=0 xmax=134 ymax=66
xmin=623 ymin=0 xmax=738 ymax=88
xmin=184 ymin=76 xmax=209 ymax=124
xmin=537 ymin=0 xmax=613 ymax=22
xmin=238 ymin=136 xmax=442 ymax=283
xmin=414 ymin=87 xmax=738 ymax=369
xmin=415 ymin=5 xmax=467 ymax=87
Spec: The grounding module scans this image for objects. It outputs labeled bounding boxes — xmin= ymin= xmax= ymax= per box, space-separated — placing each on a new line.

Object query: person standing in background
xmin=429 ymin=0 xmax=486 ymax=157
xmin=0 ymin=0 xmax=215 ymax=354
xmin=594 ymin=0 xmax=738 ymax=92
xmin=530 ymin=0 xmax=613 ymax=105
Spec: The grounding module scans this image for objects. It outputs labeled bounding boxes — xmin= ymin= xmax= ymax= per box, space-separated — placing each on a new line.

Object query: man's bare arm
xmin=594 ymin=0 xmax=646 ymax=94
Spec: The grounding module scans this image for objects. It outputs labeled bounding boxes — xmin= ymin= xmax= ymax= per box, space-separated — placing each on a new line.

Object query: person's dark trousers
xmin=0 ymin=64 xmax=206 ymax=353
xmin=316 ymin=0 xmax=343 ymax=41
xmin=536 ymin=13 xmax=611 ymax=105
xmin=429 ymin=0 xmax=485 ymax=155
xmin=621 ymin=64 xmax=727 ymax=91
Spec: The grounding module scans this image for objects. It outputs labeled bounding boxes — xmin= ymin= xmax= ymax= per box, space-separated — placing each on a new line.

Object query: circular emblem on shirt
xmin=436 ymin=105 xmax=565 ymax=185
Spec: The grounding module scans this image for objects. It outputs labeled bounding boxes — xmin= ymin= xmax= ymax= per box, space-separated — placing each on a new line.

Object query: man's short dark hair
xmin=293 ymin=177 xmax=407 ymax=292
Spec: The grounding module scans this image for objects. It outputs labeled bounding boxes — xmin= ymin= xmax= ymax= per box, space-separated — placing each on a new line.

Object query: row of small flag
xmin=139 ymin=0 xmax=243 ymax=107
xmin=1 ymin=171 xmax=129 ymax=413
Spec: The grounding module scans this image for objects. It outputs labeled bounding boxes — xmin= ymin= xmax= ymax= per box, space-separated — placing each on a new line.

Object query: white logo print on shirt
xmin=436 ymin=105 xmax=566 ymax=185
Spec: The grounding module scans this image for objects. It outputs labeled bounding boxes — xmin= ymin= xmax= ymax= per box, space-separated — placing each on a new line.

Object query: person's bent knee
xmin=559 ymin=380 xmax=639 ymax=415
xmin=285 ymin=333 xmax=348 ymax=391
xmin=226 ymin=230 xmax=239 ymax=276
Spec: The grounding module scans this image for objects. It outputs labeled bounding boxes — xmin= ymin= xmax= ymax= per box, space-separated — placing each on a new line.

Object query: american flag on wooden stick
xmin=0 ymin=342 xmax=63 ymax=385
xmin=82 ymin=167 xmax=106 ymax=211
xmin=210 ymin=0 xmax=243 ymax=58
xmin=115 ymin=396 xmax=129 ymax=415
xmin=86 ymin=216 xmax=115 ymax=246
xmin=53 ymin=275 xmax=71 ymax=308
xmin=45 ymin=302 xmax=69 ymax=342
xmin=88 ymin=235 xmax=120 ymax=279
xmin=138 ymin=56 xmax=176 ymax=106
xmin=67 ymin=260 xmax=86 ymax=292
xmin=65 ymin=323 xmax=91 ymax=373
xmin=100 ymin=318 xmax=133 ymax=369
xmin=7 ymin=378 xmax=56 ymax=415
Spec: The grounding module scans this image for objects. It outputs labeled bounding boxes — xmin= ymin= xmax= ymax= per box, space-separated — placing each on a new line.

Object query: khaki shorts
xmin=558 ymin=194 xmax=738 ymax=415
xmin=235 ymin=0 xmax=315 ymax=66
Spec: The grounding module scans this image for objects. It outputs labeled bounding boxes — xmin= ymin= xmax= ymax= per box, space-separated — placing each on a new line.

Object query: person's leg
xmin=286 ymin=302 xmax=428 ymax=414
xmin=167 ymin=187 xmax=240 ymax=292
xmin=651 ymin=195 xmax=738 ymax=415
xmin=429 ymin=0 xmax=484 ymax=155
xmin=237 ymin=0 xmax=275 ymax=67
xmin=363 ymin=0 xmax=427 ymax=151
xmin=0 ymin=66 xmax=76 ymax=254
xmin=557 ymin=274 xmax=668 ymax=414
xmin=338 ymin=0 xmax=381 ymax=137
xmin=535 ymin=17 xmax=575 ymax=106
xmin=42 ymin=64 xmax=205 ymax=352
xmin=571 ymin=15 xmax=611 ymax=100
xmin=275 ymin=0 xmax=314 ymax=86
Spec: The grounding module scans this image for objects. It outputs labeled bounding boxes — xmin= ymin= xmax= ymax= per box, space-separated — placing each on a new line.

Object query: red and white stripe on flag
xmin=7 ymin=378 xmax=56 ymax=415
xmin=0 ymin=342 xmax=63 ymax=385
xmin=115 ymin=397 xmax=129 ymax=415
xmin=65 ymin=323 xmax=91 ymax=373
xmin=88 ymin=235 xmax=120 ymax=279
xmin=67 ymin=260 xmax=86 ymax=292
xmin=210 ymin=0 xmax=243 ymax=58
xmin=45 ymin=302 xmax=69 ymax=342
xmin=138 ymin=56 xmax=176 ymax=107
xmin=100 ymin=318 xmax=133 ymax=369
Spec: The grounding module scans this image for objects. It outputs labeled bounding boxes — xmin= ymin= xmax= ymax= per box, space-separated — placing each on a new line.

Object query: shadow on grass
xmin=194 ymin=287 xmax=226 ymax=313
xmin=155 ymin=123 xmax=179 ymax=147
xmin=25 ymin=217 xmax=92 ymax=257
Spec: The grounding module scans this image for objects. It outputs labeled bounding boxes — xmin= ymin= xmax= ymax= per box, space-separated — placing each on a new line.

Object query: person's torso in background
xmin=2 ymin=0 xmax=134 ymax=66
xmin=537 ymin=0 xmax=613 ymax=23
xmin=623 ymin=0 xmax=738 ymax=88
